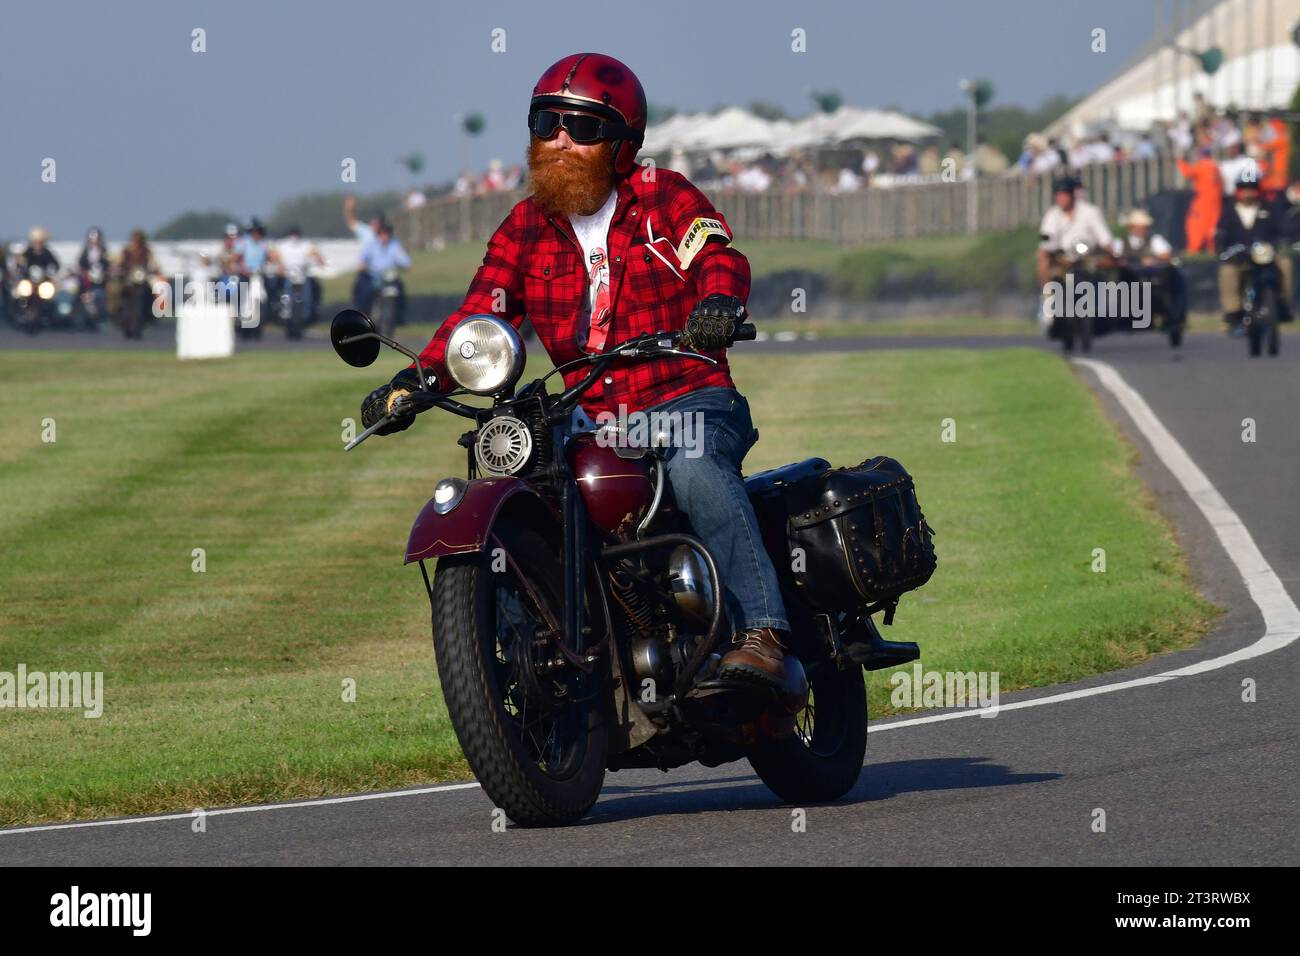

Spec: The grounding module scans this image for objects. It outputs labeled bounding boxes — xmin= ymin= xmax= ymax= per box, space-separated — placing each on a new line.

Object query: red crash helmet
xmin=529 ymin=52 xmax=647 ymax=176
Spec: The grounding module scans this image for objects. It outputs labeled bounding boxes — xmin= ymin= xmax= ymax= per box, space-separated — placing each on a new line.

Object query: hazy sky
xmin=0 ymin=0 xmax=1162 ymax=238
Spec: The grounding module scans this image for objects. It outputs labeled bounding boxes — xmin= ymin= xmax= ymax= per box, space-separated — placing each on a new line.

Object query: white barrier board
xmin=177 ymin=302 xmax=235 ymax=359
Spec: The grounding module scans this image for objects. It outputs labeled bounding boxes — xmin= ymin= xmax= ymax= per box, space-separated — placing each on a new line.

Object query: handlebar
xmin=345 ymin=321 xmax=759 ymax=450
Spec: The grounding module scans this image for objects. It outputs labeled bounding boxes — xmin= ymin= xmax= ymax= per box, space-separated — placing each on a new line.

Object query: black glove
xmin=361 ymin=367 xmax=424 ymax=436
xmin=681 ymin=294 xmax=746 ymax=351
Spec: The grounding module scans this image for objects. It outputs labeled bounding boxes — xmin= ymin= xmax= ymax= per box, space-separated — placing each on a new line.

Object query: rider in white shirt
xmin=270 ymin=227 xmax=325 ymax=322
xmin=1036 ymin=175 xmax=1114 ymax=285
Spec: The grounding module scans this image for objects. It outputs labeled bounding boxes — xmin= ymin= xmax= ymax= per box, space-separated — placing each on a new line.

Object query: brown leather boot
xmin=718 ymin=626 xmax=791 ymax=686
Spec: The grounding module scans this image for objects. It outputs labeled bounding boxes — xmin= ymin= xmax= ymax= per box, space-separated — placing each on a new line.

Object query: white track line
xmin=871 ymin=356 xmax=1300 ymax=732
xmin=5 ymin=358 xmax=1296 ymax=834
xmin=0 ymin=784 xmax=482 ymax=837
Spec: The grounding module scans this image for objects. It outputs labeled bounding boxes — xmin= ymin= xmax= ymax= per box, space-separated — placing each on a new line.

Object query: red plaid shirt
xmin=414 ymin=165 xmax=748 ymax=416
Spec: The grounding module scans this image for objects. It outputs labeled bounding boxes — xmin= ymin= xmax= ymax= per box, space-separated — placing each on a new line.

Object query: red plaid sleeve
xmin=665 ymin=175 xmax=751 ymax=303
xmin=413 ymin=208 xmax=526 ymax=392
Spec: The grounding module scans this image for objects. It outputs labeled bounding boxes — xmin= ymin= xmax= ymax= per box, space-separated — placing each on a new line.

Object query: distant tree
xmin=748 ymin=100 xmax=788 ymax=121
xmin=810 ymin=90 xmax=843 ymax=114
xmin=265 ymin=191 xmax=403 ymax=238
xmin=647 ymin=101 xmax=678 ymax=125
xmin=923 ymin=93 xmax=1076 ymax=163
xmin=154 ymin=210 xmax=241 ymax=240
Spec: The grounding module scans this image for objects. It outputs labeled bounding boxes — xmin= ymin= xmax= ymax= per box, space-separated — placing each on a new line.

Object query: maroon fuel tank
xmin=569 ymin=434 xmax=656 ymax=539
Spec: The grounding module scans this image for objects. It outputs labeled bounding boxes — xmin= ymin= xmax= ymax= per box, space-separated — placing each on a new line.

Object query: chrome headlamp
xmin=445 ymin=315 xmax=526 ymax=395
xmin=37 ymin=281 xmax=56 ymax=300
xmin=15 ymin=278 xmax=33 ymax=297
xmin=1250 ymin=242 xmax=1276 ymax=265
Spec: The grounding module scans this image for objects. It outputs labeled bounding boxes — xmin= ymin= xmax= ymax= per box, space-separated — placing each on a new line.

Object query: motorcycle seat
xmin=743 ymin=457 xmax=831 ymax=497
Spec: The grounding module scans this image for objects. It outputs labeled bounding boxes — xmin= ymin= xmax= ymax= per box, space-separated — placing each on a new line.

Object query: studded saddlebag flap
xmin=787 ymin=456 xmax=937 ymax=615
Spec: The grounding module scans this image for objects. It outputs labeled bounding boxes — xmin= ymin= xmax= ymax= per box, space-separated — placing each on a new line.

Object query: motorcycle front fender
xmin=404 ymin=476 xmax=554 ymax=564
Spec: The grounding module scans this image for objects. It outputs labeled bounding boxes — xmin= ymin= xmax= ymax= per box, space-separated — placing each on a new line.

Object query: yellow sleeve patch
xmin=675 ymin=217 xmax=732 ymax=270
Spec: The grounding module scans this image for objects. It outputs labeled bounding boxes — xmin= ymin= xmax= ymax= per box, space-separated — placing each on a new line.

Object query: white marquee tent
xmin=641 ymin=105 xmax=941 ymax=157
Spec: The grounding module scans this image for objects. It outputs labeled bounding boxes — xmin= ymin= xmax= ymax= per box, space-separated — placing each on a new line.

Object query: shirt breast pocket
xmin=523 ymin=252 xmax=581 ymax=312
xmin=624 ymin=243 xmax=687 ymax=299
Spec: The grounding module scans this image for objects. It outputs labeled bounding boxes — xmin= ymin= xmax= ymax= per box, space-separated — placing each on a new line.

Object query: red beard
xmin=527 ymin=138 xmax=615 ymax=216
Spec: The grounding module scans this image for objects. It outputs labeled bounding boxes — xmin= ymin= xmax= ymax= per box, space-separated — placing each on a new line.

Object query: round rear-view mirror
xmin=331 ymin=309 xmax=381 ymax=368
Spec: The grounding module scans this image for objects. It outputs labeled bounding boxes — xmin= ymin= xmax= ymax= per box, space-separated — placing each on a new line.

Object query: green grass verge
xmin=0 ymin=347 xmax=1215 ymax=826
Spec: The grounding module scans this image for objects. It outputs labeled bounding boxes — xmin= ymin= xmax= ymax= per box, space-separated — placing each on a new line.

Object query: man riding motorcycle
xmin=359 ymin=52 xmax=795 ymax=690
xmin=270 ymin=226 xmax=325 ymax=325
xmin=113 ymin=229 xmax=162 ymax=336
xmin=78 ymin=226 xmax=111 ymax=325
xmin=1036 ymin=174 xmax=1114 ymax=286
xmin=1216 ymin=170 xmax=1292 ymax=333
xmin=21 ymin=225 xmax=60 ymax=276
xmin=1114 ymin=208 xmax=1186 ymax=339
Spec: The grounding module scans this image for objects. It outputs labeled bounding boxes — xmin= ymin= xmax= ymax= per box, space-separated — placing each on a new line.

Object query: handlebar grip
xmin=732 ymin=323 xmax=757 ymax=342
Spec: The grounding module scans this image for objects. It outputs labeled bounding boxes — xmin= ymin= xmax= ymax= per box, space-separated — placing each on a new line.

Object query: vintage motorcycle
xmin=79 ymin=262 xmax=110 ymax=330
xmin=1041 ymin=241 xmax=1120 ymax=353
xmin=115 ymin=266 xmax=155 ymax=340
xmin=1220 ymin=241 xmax=1286 ymax=357
xmin=331 ymin=308 xmax=935 ymax=826
xmin=277 ymin=265 xmax=312 ymax=341
xmin=1111 ymin=243 xmax=1187 ymax=349
xmin=11 ymin=264 xmax=57 ymax=334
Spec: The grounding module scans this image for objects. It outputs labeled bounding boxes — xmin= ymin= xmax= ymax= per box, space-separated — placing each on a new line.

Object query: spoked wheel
xmin=747 ymin=652 xmax=867 ymax=804
xmin=432 ymin=523 xmax=606 ymax=827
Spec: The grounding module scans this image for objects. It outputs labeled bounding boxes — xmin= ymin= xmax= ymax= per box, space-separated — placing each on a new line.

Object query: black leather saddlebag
xmin=784 ymin=456 xmax=937 ymax=617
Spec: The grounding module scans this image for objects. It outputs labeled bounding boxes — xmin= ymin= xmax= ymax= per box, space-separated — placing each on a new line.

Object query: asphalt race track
xmin=2 ymin=328 xmax=1297 ymax=865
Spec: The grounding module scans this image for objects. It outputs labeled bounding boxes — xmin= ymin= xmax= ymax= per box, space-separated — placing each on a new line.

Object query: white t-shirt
xmin=568 ymin=188 xmax=617 ymax=320
xmin=1039 ymin=200 xmax=1114 ymax=252
xmin=277 ymin=237 xmax=316 ymax=272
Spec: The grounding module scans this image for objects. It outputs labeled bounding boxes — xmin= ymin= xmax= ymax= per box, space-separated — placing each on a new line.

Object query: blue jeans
xmin=643 ymin=386 xmax=790 ymax=634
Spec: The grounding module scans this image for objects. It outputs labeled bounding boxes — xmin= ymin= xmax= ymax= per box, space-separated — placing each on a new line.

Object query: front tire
xmin=747 ymin=657 xmax=867 ymax=804
xmin=432 ymin=523 xmax=607 ymax=826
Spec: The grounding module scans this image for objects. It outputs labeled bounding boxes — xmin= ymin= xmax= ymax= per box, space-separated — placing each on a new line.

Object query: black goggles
xmin=528 ymin=109 xmax=609 ymax=143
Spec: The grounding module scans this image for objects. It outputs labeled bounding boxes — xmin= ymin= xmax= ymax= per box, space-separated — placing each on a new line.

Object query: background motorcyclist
xmin=360 ymin=52 xmax=799 ymax=692
xmin=1114 ymin=209 xmax=1185 ymax=332
xmin=113 ymin=229 xmax=162 ymax=333
xmin=21 ymin=225 xmax=60 ymax=276
xmin=358 ymin=220 xmax=409 ymax=325
xmin=232 ymin=219 xmax=273 ymax=336
xmin=78 ymin=226 xmax=110 ymax=323
xmin=1216 ymin=171 xmax=1291 ymax=333
xmin=270 ymin=226 xmax=325 ymax=324
xmin=1036 ymin=175 xmax=1114 ymax=286
xmin=344 ymin=195 xmax=384 ymax=313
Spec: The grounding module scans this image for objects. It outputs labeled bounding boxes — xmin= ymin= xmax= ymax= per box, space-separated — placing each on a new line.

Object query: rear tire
xmin=748 ymin=658 xmax=867 ymax=804
xmin=1248 ymin=324 xmax=1262 ymax=356
xmin=431 ymin=523 xmax=606 ymax=827
xmin=377 ymin=299 xmax=396 ymax=339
